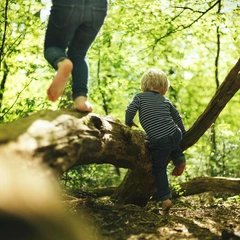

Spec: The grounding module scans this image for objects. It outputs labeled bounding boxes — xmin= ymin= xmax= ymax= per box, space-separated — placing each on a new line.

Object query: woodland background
xmin=1 ymin=0 xmax=240 ymax=239
xmin=1 ymin=0 xmax=239 ymax=187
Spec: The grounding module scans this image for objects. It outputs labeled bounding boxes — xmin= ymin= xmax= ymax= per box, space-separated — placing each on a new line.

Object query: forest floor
xmin=64 ymin=191 xmax=240 ymax=240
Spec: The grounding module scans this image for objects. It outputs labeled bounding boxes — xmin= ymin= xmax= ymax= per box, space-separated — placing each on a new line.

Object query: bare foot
xmin=162 ymin=199 xmax=172 ymax=215
xmin=172 ymin=162 xmax=186 ymax=176
xmin=74 ymin=96 xmax=93 ymax=112
xmin=47 ymin=59 xmax=73 ymax=102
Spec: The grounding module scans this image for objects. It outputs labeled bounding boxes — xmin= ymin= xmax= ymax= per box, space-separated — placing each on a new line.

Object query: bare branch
xmin=154 ymin=0 xmax=220 ymax=45
xmin=175 ymin=6 xmax=205 ymax=14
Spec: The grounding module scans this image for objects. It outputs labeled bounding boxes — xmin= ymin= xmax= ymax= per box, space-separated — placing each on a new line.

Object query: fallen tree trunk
xmin=0 ymin=58 xmax=240 ymax=206
xmin=172 ymin=176 xmax=240 ymax=198
xmin=0 ymin=111 xmax=154 ymax=206
xmin=90 ymin=176 xmax=240 ymax=199
xmin=0 ymin=112 xmax=151 ymax=175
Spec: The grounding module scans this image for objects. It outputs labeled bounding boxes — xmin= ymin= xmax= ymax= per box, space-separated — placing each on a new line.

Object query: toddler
xmin=125 ymin=68 xmax=186 ymax=214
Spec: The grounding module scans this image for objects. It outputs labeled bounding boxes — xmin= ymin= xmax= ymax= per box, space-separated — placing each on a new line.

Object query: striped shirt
xmin=125 ymin=91 xmax=186 ymax=140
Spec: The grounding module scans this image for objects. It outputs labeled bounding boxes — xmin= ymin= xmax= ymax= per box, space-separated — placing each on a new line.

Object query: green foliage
xmin=60 ymin=164 xmax=126 ymax=190
xmin=0 ymin=0 xmax=54 ymax=122
xmin=0 ymin=0 xmax=239 ymax=189
xmin=226 ymin=195 xmax=240 ymax=204
xmin=170 ymin=176 xmax=186 ymax=197
xmin=185 ymin=123 xmax=240 ymax=178
xmin=0 ymin=97 xmax=51 ymax=123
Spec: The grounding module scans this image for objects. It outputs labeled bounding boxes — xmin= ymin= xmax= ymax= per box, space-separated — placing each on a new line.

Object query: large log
xmin=0 ymin=58 xmax=239 ymax=206
xmin=172 ymin=176 xmax=240 ymax=198
xmin=0 ymin=110 xmax=154 ymax=206
xmin=0 ymin=112 xmax=150 ymax=175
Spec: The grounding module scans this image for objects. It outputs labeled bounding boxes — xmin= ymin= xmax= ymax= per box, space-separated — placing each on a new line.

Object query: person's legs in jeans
xmin=170 ymin=128 xmax=186 ymax=176
xmin=44 ymin=0 xmax=84 ymax=102
xmin=44 ymin=0 xmax=108 ymax=110
xmin=68 ymin=0 xmax=108 ymax=111
xmin=150 ymin=141 xmax=173 ymax=213
xmin=171 ymin=145 xmax=186 ymax=176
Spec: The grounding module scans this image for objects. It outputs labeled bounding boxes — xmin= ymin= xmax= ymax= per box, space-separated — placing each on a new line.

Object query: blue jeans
xmin=44 ymin=0 xmax=108 ymax=99
xmin=149 ymin=128 xmax=185 ymax=201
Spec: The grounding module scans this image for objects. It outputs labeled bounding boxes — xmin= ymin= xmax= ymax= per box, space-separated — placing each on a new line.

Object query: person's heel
xmin=162 ymin=199 xmax=172 ymax=215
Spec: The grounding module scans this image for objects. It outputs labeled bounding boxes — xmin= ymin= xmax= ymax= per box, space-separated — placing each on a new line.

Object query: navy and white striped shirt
xmin=125 ymin=91 xmax=186 ymax=140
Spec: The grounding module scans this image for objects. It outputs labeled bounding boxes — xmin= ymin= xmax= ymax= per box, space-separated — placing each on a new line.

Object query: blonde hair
xmin=140 ymin=68 xmax=170 ymax=95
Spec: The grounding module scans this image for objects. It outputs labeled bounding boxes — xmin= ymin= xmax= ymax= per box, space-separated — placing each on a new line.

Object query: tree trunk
xmin=0 ymin=112 xmax=150 ymax=174
xmin=111 ymin=169 xmax=156 ymax=207
xmin=0 ymin=59 xmax=239 ymax=207
xmin=181 ymin=58 xmax=240 ymax=150
xmin=172 ymin=176 xmax=240 ymax=198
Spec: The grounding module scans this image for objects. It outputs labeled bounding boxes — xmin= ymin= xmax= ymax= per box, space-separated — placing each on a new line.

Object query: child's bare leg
xmin=47 ymin=59 xmax=73 ymax=102
xmin=74 ymin=96 xmax=93 ymax=112
xmin=172 ymin=162 xmax=186 ymax=176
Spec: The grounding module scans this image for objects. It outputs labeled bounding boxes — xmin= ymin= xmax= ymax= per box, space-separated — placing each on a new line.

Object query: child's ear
xmin=161 ymin=90 xmax=167 ymax=95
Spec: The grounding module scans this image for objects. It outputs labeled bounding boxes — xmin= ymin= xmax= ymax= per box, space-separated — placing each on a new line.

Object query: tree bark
xmin=0 ymin=112 xmax=149 ymax=173
xmin=172 ymin=176 xmax=240 ymax=198
xmin=0 ymin=59 xmax=239 ymax=206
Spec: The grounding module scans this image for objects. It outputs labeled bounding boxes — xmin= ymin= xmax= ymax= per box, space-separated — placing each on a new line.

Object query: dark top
xmin=125 ymin=91 xmax=186 ymax=140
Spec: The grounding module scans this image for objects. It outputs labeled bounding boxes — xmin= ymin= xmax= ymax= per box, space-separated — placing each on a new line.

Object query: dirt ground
xmin=64 ymin=192 xmax=240 ymax=240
